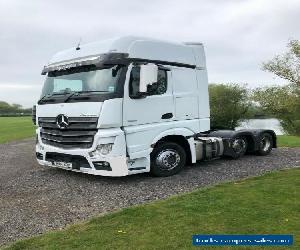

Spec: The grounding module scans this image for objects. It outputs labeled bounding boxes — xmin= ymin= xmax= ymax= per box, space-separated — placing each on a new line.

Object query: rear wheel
xmin=257 ymin=133 xmax=273 ymax=156
xmin=150 ymin=142 xmax=186 ymax=177
xmin=231 ymin=136 xmax=248 ymax=159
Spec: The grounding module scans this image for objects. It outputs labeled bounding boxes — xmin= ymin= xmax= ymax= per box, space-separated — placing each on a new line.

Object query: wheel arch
xmin=260 ymin=129 xmax=277 ymax=148
xmin=151 ymin=128 xmax=195 ymax=164
xmin=237 ymin=129 xmax=277 ymax=151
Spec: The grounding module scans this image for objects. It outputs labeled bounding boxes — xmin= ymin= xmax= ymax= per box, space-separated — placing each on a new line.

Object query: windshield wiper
xmin=38 ymin=94 xmax=56 ymax=104
xmin=77 ymin=91 xmax=109 ymax=94
xmin=39 ymin=91 xmax=110 ymax=104
xmin=38 ymin=95 xmax=48 ymax=104
xmin=64 ymin=91 xmax=110 ymax=102
xmin=38 ymin=92 xmax=73 ymax=104
xmin=63 ymin=92 xmax=79 ymax=103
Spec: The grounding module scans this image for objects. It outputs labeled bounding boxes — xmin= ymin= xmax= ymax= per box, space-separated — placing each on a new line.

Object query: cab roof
xmin=48 ymin=36 xmax=206 ymax=69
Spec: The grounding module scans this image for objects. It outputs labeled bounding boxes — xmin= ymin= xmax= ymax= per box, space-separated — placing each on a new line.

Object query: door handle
xmin=161 ymin=113 xmax=173 ymax=119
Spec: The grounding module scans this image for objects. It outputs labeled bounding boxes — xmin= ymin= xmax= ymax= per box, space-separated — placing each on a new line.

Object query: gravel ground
xmin=0 ymin=138 xmax=299 ymax=246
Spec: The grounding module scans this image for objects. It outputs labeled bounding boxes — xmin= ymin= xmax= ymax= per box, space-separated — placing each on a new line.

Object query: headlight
xmin=98 ymin=144 xmax=113 ymax=155
xmin=89 ymin=143 xmax=113 ymax=157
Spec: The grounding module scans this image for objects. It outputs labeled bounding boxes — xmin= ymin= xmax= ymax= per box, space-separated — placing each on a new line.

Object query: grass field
xmin=0 ymin=117 xmax=35 ymax=144
xmin=277 ymin=135 xmax=300 ymax=147
xmin=4 ymin=167 xmax=300 ymax=250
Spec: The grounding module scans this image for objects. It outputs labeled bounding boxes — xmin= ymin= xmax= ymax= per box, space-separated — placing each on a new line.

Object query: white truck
xmin=33 ymin=36 xmax=276 ymax=177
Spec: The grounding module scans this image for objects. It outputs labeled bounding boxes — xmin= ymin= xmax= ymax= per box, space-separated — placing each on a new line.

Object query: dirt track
xmin=0 ymin=138 xmax=299 ymax=246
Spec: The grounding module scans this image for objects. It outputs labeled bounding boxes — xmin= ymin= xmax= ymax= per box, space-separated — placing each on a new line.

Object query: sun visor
xmin=41 ymin=53 xmax=129 ymax=75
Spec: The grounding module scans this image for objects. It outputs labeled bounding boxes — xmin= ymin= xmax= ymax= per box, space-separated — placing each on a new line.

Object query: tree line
xmin=0 ymin=101 xmax=32 ymax=116
xmin=210 ymin=40 xmax=300 ymax=135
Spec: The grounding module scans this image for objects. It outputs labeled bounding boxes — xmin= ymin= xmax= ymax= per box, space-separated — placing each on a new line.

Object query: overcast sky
xmin=0 ymin=0 xmax=299 ymax=107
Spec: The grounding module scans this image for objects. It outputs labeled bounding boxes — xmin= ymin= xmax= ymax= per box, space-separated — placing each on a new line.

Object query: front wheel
xmin=150 ymin=142 xmax=186 ymax=177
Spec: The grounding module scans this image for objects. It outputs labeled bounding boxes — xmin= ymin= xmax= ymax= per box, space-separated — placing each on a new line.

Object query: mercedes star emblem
xmin=56 ymin=114 xmax=69 ymax=129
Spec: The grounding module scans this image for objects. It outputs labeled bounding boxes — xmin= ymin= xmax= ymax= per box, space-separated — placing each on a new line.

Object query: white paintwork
xmin=98 ymin=98 xmax=123 ymax=128
xmin=124 ymin=121 xmax=200 ymax=159
xmin=37 ymin=102 xmax=102 ymax=118
xmin=123 ymin=64 xmax=175 ymax=127
xmin=47 ymin=36 xmax=206 ymax=68
xmin=36 ymin=36 xmax=211 ymax=176
xmin=36 ymin=127 xmax=128 ymax=176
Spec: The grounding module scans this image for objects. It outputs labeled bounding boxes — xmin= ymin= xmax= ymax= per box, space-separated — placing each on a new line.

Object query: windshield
xmin=41 ymin=65 xmax=122 ymax=97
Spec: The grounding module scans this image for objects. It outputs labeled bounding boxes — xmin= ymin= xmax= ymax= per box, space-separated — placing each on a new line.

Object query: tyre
xmin=230 ymin=136 xmax=248 ymax=159
xmin=150 ymin=142 xmax=186 ymax=177
xmin=257 ymin=133 xmax=273 ymax=156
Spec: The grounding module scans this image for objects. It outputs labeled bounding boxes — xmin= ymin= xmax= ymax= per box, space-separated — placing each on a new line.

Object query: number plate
xmin=52 ymin=161 xmax=72 ymax=170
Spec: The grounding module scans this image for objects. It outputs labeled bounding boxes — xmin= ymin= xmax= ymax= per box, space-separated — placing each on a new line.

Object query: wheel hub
xmin=232 ymin=138 xmax=246 ymax=154
xmin=156 ymin=149 xmax=181 ymax=170
xmin=261 ymin=137 xmax=271 ymax=151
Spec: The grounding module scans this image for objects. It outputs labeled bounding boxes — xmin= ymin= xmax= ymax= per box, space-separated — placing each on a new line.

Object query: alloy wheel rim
xmin=261 ymin=137 xmax=271 ymax=151
xmin=156 ymin=149 xmax=181 ymax=170
xmin=232 ymin=138 xmax=246 ymax=154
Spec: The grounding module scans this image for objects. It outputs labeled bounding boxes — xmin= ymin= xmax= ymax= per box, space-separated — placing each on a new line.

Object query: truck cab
xmin=34 ymin=36 xmax=275 ymax=177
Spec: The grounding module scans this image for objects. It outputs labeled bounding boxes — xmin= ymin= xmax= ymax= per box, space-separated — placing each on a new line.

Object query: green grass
xmin=0 ymin=117 xmax=35 ymax=144
xmin=4 ymin=168 xmax=300 ymax=250
xmin=277 ymin=135 xmax=300 ymax=147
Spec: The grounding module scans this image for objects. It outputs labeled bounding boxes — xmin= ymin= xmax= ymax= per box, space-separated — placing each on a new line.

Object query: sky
xmin=0 ymin=0 xmax=299 ymax=108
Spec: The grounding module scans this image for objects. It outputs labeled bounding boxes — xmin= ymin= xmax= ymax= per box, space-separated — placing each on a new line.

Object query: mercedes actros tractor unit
xmin=33 ymin=36 xmax=276 ymax=177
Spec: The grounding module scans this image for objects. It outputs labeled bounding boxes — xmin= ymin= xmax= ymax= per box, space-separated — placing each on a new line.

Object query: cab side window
xmin=129 ymin=66 xmax=141 ymax=97
xmin=129 ymin=66 xmax=168 ymax=98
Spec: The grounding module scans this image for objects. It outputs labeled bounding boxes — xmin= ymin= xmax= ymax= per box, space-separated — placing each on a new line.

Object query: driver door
xmin=123 ymin=64 xmax=174 ymax=127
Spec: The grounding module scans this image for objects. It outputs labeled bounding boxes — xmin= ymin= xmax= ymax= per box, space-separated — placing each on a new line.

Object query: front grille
xmin=39 ymin=117 xmax=98 ymax=149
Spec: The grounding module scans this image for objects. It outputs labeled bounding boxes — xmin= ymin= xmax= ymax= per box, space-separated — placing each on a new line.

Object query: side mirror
xmin=139 ymin=63 xmax=158 ymax=93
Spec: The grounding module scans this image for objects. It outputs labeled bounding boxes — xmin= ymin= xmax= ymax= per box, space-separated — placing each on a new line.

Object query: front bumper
xmin=35 ymin=127 xmax=131 ymax=176
xmin=36 ymin=156 xmax=128 ymax=176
